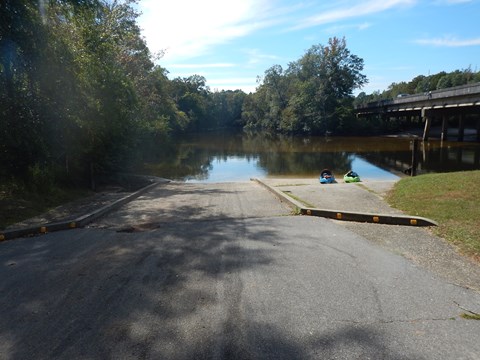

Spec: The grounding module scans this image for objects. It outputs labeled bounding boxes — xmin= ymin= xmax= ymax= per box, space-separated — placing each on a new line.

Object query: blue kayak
xmin=319 ymin=169 xmax=335 ymax=184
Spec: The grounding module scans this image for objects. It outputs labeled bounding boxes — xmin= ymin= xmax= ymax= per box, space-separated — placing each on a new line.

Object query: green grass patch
xmin=275 ymin=183 xmax=309 ymax=187
xmin=0 ymin=183 xmax=91 ymax=230
xmin=291 ymin=207 xmax=302 ymax=215
xmin=355 ymin=183 xmax=376 ymax=194
xmin=386 ymin=171 xmax=480 ymax=260
xmin=281 ymin=191 xmax=316 ymax=208
xmin=460 ymin=312 xmax=480 ymax=320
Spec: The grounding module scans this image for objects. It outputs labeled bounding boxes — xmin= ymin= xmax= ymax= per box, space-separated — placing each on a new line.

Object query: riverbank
xmin=0 ymin=185 xmax=92 ymax=230
xmin=0 ymin=174 xmax=160 ymax=230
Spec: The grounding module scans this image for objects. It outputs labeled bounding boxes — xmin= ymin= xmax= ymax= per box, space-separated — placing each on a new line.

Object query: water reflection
xmin=140 ymin=132 xmax=480 ymax=182
xmin=185 ymin=156 xmax=267 ymax=182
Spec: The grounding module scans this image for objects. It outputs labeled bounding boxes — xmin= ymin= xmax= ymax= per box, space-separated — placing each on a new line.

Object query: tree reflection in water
xmin=139 ymin=132 xmax=480 ymax=182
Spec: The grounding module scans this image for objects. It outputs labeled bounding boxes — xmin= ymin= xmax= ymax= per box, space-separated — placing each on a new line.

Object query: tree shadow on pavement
xmin=0 ymin=217 xmax=276 ymax=359
xmin=0 ymin=204 xmax=417 ymax=359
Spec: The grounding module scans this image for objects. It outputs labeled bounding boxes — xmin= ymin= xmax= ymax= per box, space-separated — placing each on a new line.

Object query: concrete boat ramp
xmin=253 ymin=178 xmax=437 ymax=227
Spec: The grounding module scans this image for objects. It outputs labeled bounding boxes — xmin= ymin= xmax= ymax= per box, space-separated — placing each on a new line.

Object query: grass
xmin=281 ymin=191 xmax=316 ymax=208
xmin=355 ymin=183 xmax=377 ymax=194
xmin=275 ymin=183 xmax=309 ymax=187
xmin=460 ymin=313 xmax=480 ymax=320
xmin=386 ymin=170 xmax=480 ymax=260
xmin=0 ymin=183 xmax=91 ymax=230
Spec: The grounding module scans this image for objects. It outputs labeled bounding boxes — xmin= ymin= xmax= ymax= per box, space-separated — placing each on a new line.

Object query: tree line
xmin=1 ymin=0 xmax=245 ymax=190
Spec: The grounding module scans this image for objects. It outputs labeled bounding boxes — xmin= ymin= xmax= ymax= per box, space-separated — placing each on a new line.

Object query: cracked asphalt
xmin=1 ymin=181 xmax=480 ymax=359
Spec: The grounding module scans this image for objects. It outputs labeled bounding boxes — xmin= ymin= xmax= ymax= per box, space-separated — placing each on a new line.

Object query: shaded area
xmin=0 ymin=220 xmax=277 ymax=359
xmin=0 ymin=174 xmax=160 ymax=231
xmin=0 ymin=220 xmax=422 ymax=360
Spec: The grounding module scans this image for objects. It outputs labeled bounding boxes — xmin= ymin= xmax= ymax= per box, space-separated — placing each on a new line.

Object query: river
xmin=140 ymin=132 xmax=480 ymax=182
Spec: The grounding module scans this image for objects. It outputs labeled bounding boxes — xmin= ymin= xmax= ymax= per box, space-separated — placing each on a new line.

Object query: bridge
xmin=355 ymin=82 xmax=480 ymax=141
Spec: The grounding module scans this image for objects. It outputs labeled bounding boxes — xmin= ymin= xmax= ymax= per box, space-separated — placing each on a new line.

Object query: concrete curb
xmin=252 ymin=178 xmax=438 ymax=227
xmin=0 ymin=180 xmax=166 ymax=242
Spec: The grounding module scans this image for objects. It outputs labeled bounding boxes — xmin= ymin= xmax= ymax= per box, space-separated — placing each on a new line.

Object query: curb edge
xmin=0 ymin=180 xmax=168 ymax=241
xmin=251 ymin=178 xmax=438 ymax=227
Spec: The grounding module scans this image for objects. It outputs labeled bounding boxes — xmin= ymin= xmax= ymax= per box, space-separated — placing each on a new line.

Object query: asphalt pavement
xmin=1 ymin=180 xmax=480 ymax=359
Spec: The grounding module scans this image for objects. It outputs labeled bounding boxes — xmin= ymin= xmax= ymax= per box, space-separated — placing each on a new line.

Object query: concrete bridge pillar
xmin=441 ymin=114 xmax=449 ymax=141
xmin=422 ymin=108 xmax=432 ymax=141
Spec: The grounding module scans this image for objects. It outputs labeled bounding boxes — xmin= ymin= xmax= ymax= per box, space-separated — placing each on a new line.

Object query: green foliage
xmin=27 ymin=163 xmax=56 ymax=193
xmin=242 ymin=37 xmax=367 ymax=135
xmin=1 ymin=0 xmax=48 ymax=177
xmin=0 ymin=0 xmax=217 ymax=188
xmin=209 ymin=90 xmax=247 ymax=129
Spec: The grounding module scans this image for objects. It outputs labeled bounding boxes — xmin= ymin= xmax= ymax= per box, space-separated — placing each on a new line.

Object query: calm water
xmin=141 ymin=132 xmax=480 ymax=182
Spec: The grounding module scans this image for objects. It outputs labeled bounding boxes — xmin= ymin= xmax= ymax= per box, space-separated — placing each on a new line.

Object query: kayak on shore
xmin=319 ymin=169 xmax=335 ymax=184
xmin=344 ymin=170 xmax=361 ymax=183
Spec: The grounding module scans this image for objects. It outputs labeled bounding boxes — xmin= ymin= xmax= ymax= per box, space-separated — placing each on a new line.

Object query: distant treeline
xmin=2 ymin=0 xmax=478 ymax=189
xmin=354 ymin=68 xmax=480 ymax=106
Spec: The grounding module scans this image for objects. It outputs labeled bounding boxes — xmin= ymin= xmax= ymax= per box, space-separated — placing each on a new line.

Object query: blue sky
xmin=137 ymin=0 xmax=480 ymax=94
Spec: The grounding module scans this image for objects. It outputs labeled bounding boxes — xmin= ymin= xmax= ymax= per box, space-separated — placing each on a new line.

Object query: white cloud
xmin=325 ymin=22 xmax=372 ymax=34
xmin=207 ymin=77 xmax=258 ymax=93
xmin=415 ymin=36 xmax=480 ymax=47
xmin=137 ymin=0 xmax=273 ymax=61
xmin=358 ymin=22 xmax=372 ymax=30
xmin=208 ymin=77 xmax=257 ymax=85
xmin=243 ymin=49 xmax=280 ymax=66
xmin=168 ymin=63 xmax=236 ymax=69
xmin=290 ymin=0 xmax=416 ymax=30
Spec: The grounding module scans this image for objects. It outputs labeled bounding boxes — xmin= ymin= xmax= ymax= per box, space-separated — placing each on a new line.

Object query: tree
xmin=1 ymin=0 xmax=50 ymax=178
xmin=243 ymin=37 xmax=367 ymax=135
xmin=209 ymin=90 xmax=247 ymax=129
xmin=171 ymin=75 xmax=210 ymax=132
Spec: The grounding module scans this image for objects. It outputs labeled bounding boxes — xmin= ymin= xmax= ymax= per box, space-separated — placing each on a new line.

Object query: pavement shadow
xmin=0 ymin=217 xmax=276 ymax=359
xmin=0 ymin=217 xmax=420 ymax=359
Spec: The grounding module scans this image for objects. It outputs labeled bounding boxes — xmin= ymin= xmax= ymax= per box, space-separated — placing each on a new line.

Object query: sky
xmin=136 ymin=0 xmax=480 ymax=95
